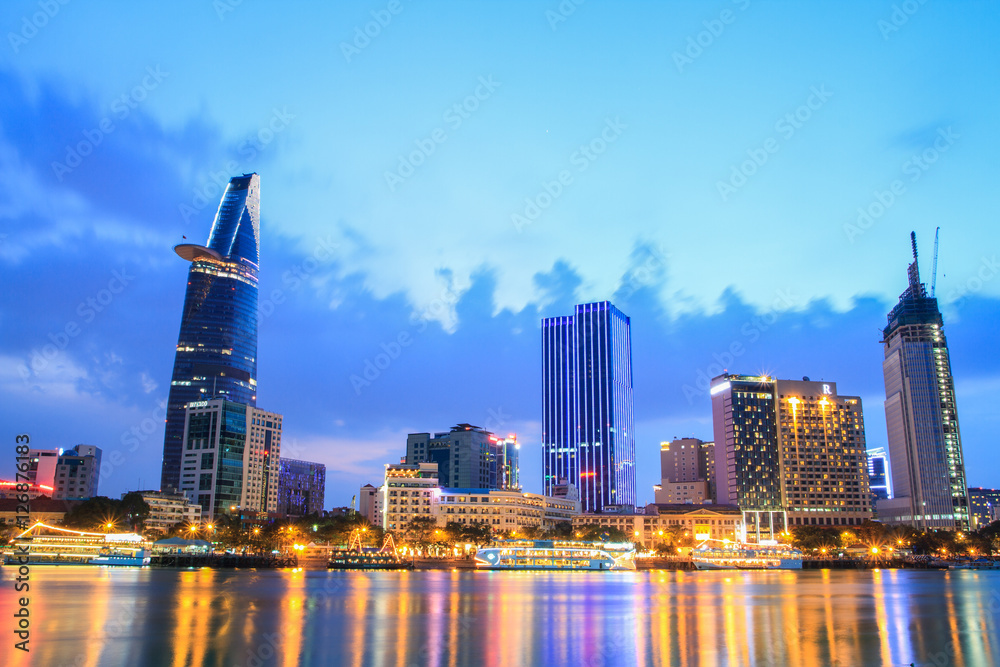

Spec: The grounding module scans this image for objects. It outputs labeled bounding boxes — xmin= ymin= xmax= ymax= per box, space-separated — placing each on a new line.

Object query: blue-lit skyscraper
xmin=542 ymin=301 xmax=634 ymax=512
xmin=160 ymin=174 xmax=261 ymax=492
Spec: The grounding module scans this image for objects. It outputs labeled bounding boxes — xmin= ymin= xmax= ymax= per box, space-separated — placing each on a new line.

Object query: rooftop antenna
xmin=931 ymin=226 xmax=940 ymax=297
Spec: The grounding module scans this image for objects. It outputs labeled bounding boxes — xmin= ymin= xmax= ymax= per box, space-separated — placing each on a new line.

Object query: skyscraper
xmin=710 ymin=374 xmax=785 ymax=539
xmin=878 ymin=233 xmax=970 ymax=531
xmin=542 ymin=301 xmax=635 ymax=512
xmin=160 ymin=174 xmax=261 ymax=493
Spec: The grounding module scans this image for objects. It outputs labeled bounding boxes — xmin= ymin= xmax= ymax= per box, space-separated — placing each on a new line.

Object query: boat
xmin=948 ymin=558 xmax=1000 ymax=571
xmin=691 ymin=541 xmax=803 ymax=570
xmin=327 ymin=531 xmax=412 ymax=570
xmin=2 ymin=522 xmax=151 ymax=566
xmin=474 ymin=540 xmax=637 ymax=571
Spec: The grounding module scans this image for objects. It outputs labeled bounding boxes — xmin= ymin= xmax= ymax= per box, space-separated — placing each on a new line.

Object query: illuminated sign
xmin=710 ymin=381 xmax=731 ymax=396
xmin=822 ymin=384 xmax=832 ymax=395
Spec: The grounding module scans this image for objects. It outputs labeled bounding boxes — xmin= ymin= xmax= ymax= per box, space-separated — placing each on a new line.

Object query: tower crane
xmin=931 ymin=226 xmax=940 ymax=297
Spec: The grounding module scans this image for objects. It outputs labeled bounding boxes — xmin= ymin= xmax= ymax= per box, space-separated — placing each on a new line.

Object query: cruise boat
xmin=2 ymin=522 xmax=151 ymax=566
xmin=327 ymin=531 xmax=412 ymax=570
xmin=691 ymin=541 xmax=803 ymax=570
xmin=475 ymin=540 xmax=637 ymax=571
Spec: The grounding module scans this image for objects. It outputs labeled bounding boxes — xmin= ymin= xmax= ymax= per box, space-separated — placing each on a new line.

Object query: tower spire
xmin=907 ymin=231 xmax=922 ymax=292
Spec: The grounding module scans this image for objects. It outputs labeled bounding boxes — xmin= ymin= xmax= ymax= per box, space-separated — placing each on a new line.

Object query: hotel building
xmin=775 ymin=379 xmax=872 ymax=527
xmin=178 ymin=399 xmax=281 ymax=520
xmin=381 ymin=462 xmax=439 ymax=531
xmin=542 ymin=301 xmax=635 ymax=512
xmin=712 ymin=374 xmax=873 ymax=537
xmin=711 ymin=374 xmax=785 ymax=539
xmin=879 ymin=233 xmax=970 ymax=530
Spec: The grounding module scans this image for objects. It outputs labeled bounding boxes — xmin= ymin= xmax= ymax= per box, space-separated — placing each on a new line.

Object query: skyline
xmin=2 ymin=2 xmax=999 ymax=508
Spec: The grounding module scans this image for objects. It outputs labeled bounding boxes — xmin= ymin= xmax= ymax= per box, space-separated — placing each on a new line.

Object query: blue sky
xmin=2 ymin=1 xmax=998 ymax=507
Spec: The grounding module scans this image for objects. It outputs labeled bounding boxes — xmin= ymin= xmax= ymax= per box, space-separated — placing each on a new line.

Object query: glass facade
xmin=161 ymin=174 xmax=260 ymax=492
xmin=180 ymin=399 xmax=281 ymax=520
xmin=542 ymin=302 xmax=635 ymax=512
xmin=405 ymin=425 xmax=520 ymax=491
xmin=881 ymin=234 xmax=970 ymax=530
xmin=710 ymin=374 xmax=786 ymax=541
xmin=278 ymin=458 xmax=327 ymax=517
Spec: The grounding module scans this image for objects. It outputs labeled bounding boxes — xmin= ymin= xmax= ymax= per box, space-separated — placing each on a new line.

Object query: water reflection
xmin=2 ymin=567 xmax=998 ymax=666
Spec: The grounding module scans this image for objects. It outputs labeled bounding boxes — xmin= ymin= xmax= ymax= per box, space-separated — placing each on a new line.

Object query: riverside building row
xmin=376 ymin=462 xmax=580 ymax=532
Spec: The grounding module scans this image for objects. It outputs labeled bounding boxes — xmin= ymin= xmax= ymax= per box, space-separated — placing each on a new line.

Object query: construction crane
xmin=931 ymin=226 xmax=940 ymax=297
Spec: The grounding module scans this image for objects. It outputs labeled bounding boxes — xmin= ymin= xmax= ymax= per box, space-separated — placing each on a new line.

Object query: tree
xmin=119 ymin=492 xmax=150 ymax=532
xmin=62 ymin=497 xmax=123 ymax=531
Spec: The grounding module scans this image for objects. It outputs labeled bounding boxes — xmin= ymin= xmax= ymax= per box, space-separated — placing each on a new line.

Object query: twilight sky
xmin=2 ymin=1 xmax=998 ymax=508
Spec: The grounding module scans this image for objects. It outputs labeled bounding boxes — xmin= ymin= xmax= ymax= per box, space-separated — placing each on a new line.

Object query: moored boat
xmin=474 ymin=540 xmax=636 ymax=571
xmin=2 ymin=521 xmax=151 ymax=566
xmin=691 ymin=541 xmax=803 ymax=570
xmin=327 ymin=531 xmax=412 ymax=570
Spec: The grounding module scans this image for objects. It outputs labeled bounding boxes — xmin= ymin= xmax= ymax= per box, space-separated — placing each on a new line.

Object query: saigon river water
xmin=2 ymin=566 xmax=999 ymax=666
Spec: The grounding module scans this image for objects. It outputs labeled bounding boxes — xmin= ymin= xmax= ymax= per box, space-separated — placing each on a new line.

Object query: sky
xmin=1 ymin=1 xmax=998 ymax=508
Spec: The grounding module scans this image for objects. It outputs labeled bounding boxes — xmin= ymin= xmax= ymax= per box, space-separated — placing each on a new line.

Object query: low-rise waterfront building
xmin=129 ymin=490 xmax=201 ymax=534
xmin=0 ymin=497 xmax=68 ymax=526
xmin=572 ymin=504 xmax=744 ymax=547
xmin=435 ymin=488 xmax=579 ymax=532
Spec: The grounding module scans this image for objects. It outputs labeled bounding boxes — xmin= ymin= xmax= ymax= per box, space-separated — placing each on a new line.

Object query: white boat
xmin=475 ymin=540 xmax=636 ymax=571
xmin=2 ymin=521 xmax=151 ymax=567
xmin=692 ymin=542 xmax=803 ymax=570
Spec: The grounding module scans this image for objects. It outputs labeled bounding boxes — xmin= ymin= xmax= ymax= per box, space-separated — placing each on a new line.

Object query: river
xmin=2 ymin=567 xmax=998 ymax=666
